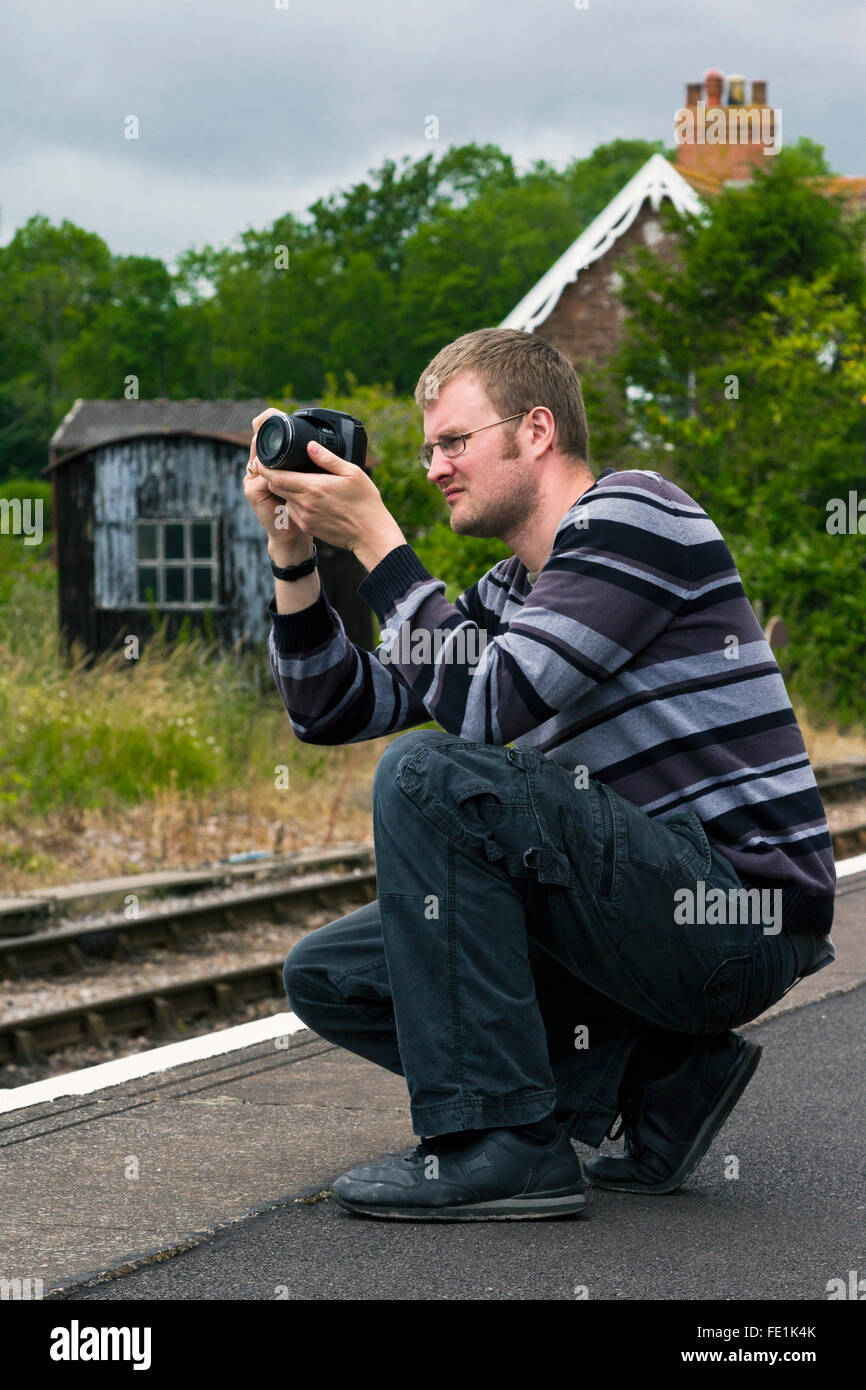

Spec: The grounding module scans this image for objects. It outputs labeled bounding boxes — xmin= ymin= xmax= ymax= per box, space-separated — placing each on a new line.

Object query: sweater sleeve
xmin=266 ymin=566 xmax=477 ymax=745
xmin=353 ymin=478 xmax=695 ymax=745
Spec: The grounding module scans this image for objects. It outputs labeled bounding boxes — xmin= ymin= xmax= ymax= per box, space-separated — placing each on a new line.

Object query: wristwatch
xmin=270 ymin=542 xmax=318 ymax=581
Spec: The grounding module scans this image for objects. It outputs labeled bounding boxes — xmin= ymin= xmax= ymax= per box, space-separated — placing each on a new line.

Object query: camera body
xmin=255 ymin=407 xmax=368 ymax=474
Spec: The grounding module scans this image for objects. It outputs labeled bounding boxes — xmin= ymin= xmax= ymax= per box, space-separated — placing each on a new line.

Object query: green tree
xmin=581 ymin=143 xmax=866 ymax=722
xmin=609 ymin=275 xmax=866 ymax=722
xmin=613 ymin=142 xmax=866 ymax=412
xmin=65 ymin=255 xmax=182 ymax=399
xmin=0 ymin=217 xmax=112 ymax=478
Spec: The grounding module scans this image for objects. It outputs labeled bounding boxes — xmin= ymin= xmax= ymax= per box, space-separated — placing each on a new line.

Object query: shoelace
xmin=604 ymin=1083 xmax=639 ymax=1144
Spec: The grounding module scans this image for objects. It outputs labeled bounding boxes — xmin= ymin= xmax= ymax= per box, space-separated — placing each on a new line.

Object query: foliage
xmin=0 ymin=551 xmax=345 ymax=819
xmin=2 ymin=132 xmax=864 ymax=725
xmin=590 ymin=143 xmax=866 ymax=724
xmin=0 ymin=139 xmax=664 ymax=480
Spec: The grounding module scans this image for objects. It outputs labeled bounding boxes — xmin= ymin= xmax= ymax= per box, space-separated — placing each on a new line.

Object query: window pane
xmin=191 ymin=522 xmax=213 ymax=559
xmin=164 ymin=523 xmax=185 ymax=560
xmin=192 ymin=567 xmax=213 ymax=602
xmin=137 ymin=568 xmax=158 ymax=603
xmin=136 ymin=523 xmax=157 ymax=560
xmin=165 ymin=566 xmax=185 ymax=602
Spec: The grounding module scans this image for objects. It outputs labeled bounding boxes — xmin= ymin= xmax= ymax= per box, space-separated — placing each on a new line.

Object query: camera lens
xmin=257 ymin=416 xmax=290 ymax=466
xmin=259 ymin=420 xmax=281 ymax=453
xmin=255 ymin=410 xmax=350 ymax=474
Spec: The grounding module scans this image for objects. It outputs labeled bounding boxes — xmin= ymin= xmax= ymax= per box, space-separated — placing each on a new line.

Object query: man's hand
xmin=244 ymin=409 xmax=310 ymax=562
xmin=262 ymin=436 xmax=407 ymax=572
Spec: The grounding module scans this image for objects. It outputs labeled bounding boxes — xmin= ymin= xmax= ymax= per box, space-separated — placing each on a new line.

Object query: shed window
xmin=135 ymin=519 xmax=219 ymax=606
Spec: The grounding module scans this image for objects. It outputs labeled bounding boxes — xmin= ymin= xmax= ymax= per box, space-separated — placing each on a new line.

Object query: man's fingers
xmin=252 ymin=407 xmax=282 ymax=430
xmin=306 ymin=440 xmax=354 ymax=474
xmin=263 ymin=466 xmax=329 ymax=495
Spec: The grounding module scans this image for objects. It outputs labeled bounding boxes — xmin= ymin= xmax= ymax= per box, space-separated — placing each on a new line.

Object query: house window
xmin=134 ymin=519 xmax=220 ymax=606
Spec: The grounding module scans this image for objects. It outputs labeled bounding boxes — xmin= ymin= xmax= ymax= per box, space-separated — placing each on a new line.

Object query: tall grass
xmin=1 ymin=489 xmax=861 ymax=889
xmin=0 ymin=528 xmax=390 ymax=886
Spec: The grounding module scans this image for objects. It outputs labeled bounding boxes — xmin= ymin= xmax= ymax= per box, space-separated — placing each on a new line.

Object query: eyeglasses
xmin=417 ymin=413 xmax=528 ymax=470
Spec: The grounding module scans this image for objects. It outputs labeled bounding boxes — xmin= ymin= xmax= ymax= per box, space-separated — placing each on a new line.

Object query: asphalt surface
xmin=65 ymin=983 xmax=865 ymax=1301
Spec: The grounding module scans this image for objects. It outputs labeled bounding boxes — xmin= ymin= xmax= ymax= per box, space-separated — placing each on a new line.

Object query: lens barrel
xmin=256 ymin=413 xmax=339 ymax=472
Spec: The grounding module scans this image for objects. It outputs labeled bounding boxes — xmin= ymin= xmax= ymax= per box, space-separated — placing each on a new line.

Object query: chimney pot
xmin=727 ymin=74 xmax=745 ymax=106
xmin=685 ymin=81 xmax=702 ymax=106
xmin=751 ymin=79 xmax=768 ymax=105
xmin=704 ymin=67 xmax=724 ymax=107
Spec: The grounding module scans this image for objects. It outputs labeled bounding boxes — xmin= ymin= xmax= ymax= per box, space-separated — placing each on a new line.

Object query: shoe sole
xmin=582 ymin=1038 xmax=762 ymax=1196
xmin=331 ymin=1189 xmax=587 ymax=1221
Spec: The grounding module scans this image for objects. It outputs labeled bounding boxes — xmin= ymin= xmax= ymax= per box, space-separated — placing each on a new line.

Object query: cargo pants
xmin=283 ymin=730 xmax=823 ymax=1145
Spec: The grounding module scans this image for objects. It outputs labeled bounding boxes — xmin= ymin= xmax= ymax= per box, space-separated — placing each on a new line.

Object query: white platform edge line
xmin=2 ymin=853 xmax=864 ymax=1117
xmin=836 ymin=852 xmax=866 ymax=879
xmin=0 ymin=1012 xmax=308 ymax=1114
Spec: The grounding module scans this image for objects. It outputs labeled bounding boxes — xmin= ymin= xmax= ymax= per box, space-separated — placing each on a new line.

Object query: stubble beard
xmin=449 ymin=439 xmax=537 ymax=540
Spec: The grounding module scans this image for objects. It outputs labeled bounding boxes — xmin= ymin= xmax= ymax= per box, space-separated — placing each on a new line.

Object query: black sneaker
xmin=582 ymin=1032 xmax=762 ymax=1195
xmin=330 ymin=1123 xmax=587 ymax=1221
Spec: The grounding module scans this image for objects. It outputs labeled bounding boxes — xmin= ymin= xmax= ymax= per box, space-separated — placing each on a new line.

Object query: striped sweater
xmin=267 ymin=467 xmax=836 ymax=938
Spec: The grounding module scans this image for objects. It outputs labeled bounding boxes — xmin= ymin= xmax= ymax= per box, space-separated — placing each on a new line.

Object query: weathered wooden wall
xmin=56 ymin=455 xmax=98 ymax=656
xmin=56 ymin=435 xmax=374 ymax=657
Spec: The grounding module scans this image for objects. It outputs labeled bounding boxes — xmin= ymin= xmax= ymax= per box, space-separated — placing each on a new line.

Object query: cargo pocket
xmin=701 ymin=952 xmax=754 ymax=1033
xmin=394 ymin=741 xmax=572 ymax=886
xmin=628 ymin=802 xmax=714 ymax=886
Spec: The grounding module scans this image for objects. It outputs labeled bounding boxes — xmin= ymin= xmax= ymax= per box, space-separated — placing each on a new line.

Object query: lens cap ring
xmin=257 ymin=414 xmax=292 ymax=468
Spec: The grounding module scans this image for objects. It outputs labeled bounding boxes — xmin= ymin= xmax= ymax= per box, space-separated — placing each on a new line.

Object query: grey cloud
xmin=2 ymin=0 xmax=863 ymax=260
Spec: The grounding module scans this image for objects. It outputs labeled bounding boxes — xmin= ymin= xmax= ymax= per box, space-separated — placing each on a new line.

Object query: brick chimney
xmin=704 ymin=68 xmax=724 ymax=108
xmin=675 ymin=70 xmax=776 ymax=184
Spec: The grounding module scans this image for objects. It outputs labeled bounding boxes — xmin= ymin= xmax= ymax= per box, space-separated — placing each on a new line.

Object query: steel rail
xmin=0 ymin=863 xmax=377 ymax=981
xmin=2 ymin=783 xmax=864 ymax=1069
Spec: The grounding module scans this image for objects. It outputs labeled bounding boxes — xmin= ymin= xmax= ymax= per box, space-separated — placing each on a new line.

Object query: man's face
xmin=422 ymin=373 xmax=538 ymax=540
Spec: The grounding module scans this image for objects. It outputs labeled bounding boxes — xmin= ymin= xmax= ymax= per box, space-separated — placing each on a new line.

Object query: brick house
xmin=501 ymin=71 xmax=866 ymax=373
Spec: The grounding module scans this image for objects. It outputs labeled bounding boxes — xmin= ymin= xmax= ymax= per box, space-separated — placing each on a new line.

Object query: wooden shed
xmin=43 ymin=399 xmax=374 ymax=658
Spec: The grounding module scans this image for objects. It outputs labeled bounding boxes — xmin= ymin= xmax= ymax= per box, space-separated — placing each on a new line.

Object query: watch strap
xmin=270 ymin=542 xmax=318 ymax=581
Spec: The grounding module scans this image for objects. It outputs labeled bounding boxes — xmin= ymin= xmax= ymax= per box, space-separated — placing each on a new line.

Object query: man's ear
xmin=528 ymin=405 xmax=556 ymax=451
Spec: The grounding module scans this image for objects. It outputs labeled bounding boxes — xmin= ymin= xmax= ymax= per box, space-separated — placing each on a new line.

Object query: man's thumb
xmin=307 ymin=440 xmax=352 ymax=473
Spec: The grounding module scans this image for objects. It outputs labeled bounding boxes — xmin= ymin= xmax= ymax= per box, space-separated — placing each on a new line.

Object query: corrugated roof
xmin=44 ymin=397 xmax=383 ymax=477
xmin=49 ymin=398 xmax=269 ymax=464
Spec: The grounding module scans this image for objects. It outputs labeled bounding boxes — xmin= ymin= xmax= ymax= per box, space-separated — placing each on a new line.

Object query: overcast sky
xmin=3 ymin=0 xmax=864 ymax=264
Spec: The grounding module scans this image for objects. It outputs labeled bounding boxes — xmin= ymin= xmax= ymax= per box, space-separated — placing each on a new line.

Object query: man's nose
xmin=427 ymin=451 xmax=457 ymax=487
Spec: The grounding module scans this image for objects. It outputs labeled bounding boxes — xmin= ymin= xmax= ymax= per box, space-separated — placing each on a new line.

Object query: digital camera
xmin=255 ymin=407 xmax=368 ymax=474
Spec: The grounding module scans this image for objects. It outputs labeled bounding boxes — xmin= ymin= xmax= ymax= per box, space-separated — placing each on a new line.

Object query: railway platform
xmin=1 ymin=864 xmax=864 ymax=1302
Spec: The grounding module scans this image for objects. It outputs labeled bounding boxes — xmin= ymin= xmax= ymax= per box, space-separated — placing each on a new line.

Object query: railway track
xmin=0 ymin=861 xmax=376 ymax=980
xmin=1 ymin=762 xmax=864 ymax=1071
xmin=0 ymin=842 xmax=377 ymax=1069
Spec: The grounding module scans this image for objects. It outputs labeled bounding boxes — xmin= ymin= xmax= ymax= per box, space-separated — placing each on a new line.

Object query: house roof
xmin=46 ymin=398 xmax=269 ymax=472
xmin=499 ymin=155 xmax=705 ymax=334
xmin=823 ymin=175 xmax=866 ymax=213
xmin=678 ymin=167 xmax=866 ymax=206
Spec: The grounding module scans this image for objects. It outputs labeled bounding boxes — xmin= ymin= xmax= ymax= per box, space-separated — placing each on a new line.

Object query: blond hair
xmin=415 ymin=327 xmax=589 ymax=463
